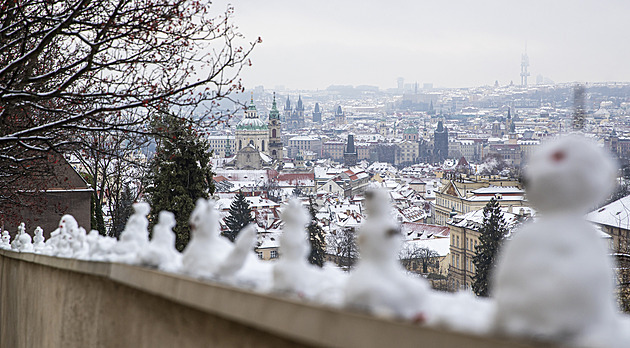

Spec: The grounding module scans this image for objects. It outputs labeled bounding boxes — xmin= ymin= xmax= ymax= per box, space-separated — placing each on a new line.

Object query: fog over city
xmin=216 ymin=0 xmax=630 ymax=89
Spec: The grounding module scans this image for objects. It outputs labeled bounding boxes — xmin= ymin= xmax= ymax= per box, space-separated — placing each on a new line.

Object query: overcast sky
xmin=213 ymin=0 xmax=630 ymax=90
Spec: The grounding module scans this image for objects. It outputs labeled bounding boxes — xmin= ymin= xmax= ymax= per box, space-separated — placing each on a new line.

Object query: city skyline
xmin=215 ymin=0 xmax=630 ymax=90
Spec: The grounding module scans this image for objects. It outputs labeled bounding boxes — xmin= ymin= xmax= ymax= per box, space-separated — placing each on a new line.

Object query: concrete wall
xmin=0 ymin=250 xmax=541 ymax=348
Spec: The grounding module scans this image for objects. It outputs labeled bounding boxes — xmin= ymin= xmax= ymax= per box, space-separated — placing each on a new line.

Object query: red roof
xmin=401 ymin=222 xmax=450 ymax=239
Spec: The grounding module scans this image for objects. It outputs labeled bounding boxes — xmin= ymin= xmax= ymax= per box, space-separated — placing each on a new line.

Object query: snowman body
xmin=492 ymin=135 xmax=624 ymax=346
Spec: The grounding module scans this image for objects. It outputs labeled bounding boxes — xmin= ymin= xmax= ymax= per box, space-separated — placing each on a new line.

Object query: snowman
xmin=139 ymin=210 xmax=182 ymax=272
xmin=32 ymin=227 xmax=46 ymax=252
xmin=344 ymin=188 xmax=429 ymax=320
xmin=273 ymin=198 xmax=348 ymax=303
xmin=46 ymin=215 xmax=79 ymax=257
xmin=0 ymin=230 xmax=10 ymax=249
xmin=492 ymin=134 xmax=628 ymax=347
xmin=111 ymin=202 xmax=151 ymax=264
xmin=181 ymin=198 xmax=256 ymax=279
xmin=273 ymin=198 xmax=316 ymax=296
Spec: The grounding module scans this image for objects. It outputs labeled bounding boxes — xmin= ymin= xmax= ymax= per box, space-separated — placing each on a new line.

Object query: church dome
xmin=403 ymin=127 xmax=418 ymax=134
xmin=236 ymin=117 xmax=268 ymax=131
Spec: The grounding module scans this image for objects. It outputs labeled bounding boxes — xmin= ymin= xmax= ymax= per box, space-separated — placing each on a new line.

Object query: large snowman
xmin=492 ymin=134 xmax=627 ymax=347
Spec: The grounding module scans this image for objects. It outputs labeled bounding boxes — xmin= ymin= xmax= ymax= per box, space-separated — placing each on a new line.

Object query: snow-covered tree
xmin=223 ymin=191 xmax=253 ymax=243
xmin=307 ymin=197 xmax=326 ymax=267
xmin=472 ymin=198 xmax=508 ymax=297
xmin=145 ymin=112 xmax=214 ymax=251
xmin=326 ymin=228 xmax=359 ymax=271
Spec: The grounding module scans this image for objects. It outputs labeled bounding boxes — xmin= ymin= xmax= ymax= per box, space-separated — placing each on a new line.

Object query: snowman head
xmin=358 ymin=188 xmax=401 ymax=262
xmin=189 ymin=198 xmax=219 ymax=239
xmin=281 ymin=199 xmax=310 ymax=231
xmin=158 ymin=211 xmax=176 ymax=229
xmin=524 ymin=134 xmax=617 ymax=214
xmin=58 ymin=215 xmax=78 ymax=234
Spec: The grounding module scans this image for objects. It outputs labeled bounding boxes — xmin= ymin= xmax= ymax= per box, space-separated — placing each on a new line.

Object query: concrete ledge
xmin=0 ymin=249 xmax=545 ymax=348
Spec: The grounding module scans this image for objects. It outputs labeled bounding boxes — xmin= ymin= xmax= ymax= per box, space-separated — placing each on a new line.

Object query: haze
xmin=213 ymin=0 xmax=630 ymax=89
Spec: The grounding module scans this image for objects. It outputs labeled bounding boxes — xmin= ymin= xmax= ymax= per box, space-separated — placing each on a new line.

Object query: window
xmin=257 ymin=252 xmax=263 ymax=259
xmin=270 ymin=250 xmax=278 ymax=259
xmin=262 ymin=140 xmax=265 ymax=152
xmin=456 ymin=236 xmax=459 ymax=247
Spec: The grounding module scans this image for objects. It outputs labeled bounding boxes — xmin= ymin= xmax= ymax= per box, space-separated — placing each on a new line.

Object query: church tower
xmin=296 ymin=95 xmax=305 ymax=128
xmin=334 ymin=105 xmax=346 ymax=126
xmin=312 ymin=102 xmax=322 ymax=123
xmin=268 ymin=92 xmax=283 ymax=162
xmin=283 ymin=96 xmax=291 ymax=124
xmin=433 ymin=119 xmax=449 ymax=162
xmin=344 ymin=134 xmax=358 ymax=166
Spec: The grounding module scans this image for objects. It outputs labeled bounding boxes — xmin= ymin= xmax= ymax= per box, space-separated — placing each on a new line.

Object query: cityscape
xmin=2 ymin=0 xmax=630 ymax=347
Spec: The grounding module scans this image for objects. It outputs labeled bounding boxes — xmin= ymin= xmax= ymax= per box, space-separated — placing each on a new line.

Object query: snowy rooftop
xmin=586 ymin=194 xmax=630 ymax=230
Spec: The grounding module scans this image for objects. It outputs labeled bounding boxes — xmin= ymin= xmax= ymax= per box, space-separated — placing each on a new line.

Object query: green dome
xmin=403 ymin=127 xmax=418 ymax=134
xmin=236 ymin=117 xmax=268 ymax=130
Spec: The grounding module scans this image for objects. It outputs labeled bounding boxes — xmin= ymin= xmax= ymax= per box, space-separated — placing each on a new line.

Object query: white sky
xmin=212 ymin=0 xmax=630 ymax=89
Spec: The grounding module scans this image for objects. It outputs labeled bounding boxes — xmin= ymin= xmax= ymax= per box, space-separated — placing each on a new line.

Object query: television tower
xmin=520 ymin=47 xmax=530 ymax=86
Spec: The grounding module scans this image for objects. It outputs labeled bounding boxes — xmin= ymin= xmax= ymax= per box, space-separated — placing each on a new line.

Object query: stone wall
xmin=0 ymin=250 xmax=540 ymax=348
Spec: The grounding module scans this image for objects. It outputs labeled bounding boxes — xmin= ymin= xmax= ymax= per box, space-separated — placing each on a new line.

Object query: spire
xmin=314 ymin=102 xmax=320 ymax=113
xmin=247 ymin=92 xmax=257 ymax=112
xmin=297 ymin=95 xmax=303 ymax=110
xmin=285 ymin=96 xmax=291 ymax=111
xmin=507 ymin=107 xmax=511 ymax=119
xmin=437 ymin=120 xmax=444 ymax=132
xmin=269 ymin=92 xmax=280 ymax=120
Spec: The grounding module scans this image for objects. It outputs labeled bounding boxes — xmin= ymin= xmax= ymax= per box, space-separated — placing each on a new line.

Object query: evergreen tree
xmin=146 ymin=112 xmax=214 ymax=251
xmin=111 ymin=183 xmax=135 ymax=239
xmin=223 ymin=191 xmax=253 ymax=242
xmin=82 ymin=173 xmax=106 ymax=235
xmin=307 ymin=197 xmax=326 ymax=267
xmin=472 ymin=198 xmax=508 ymax=297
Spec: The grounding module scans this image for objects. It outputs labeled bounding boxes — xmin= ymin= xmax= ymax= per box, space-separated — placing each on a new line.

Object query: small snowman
xmin=46 ymin=215 xmax=79 ymax=257
xmin=273 ymin=199 xmax=315 ymax=295
xmin=140 ymin=210 xmax=182 ymax=272
xmin=11 ymin=222 xmax=33 ymax=252
xmin=273 ymin=198 xmax=348 ymax=303
xmin=11 ymin=222 xmax=26 ymax=250
xmin=344 ymin=188 xmax=429 ymax=320
xmin=492 ymin=135 xmax=627 ymax=347
xmin=111 ymin=202 xmax=151 ymax=264
xmin=0 ymin=230 xmax=11 ymax=249
xmin=32 ymin=226 xmax=46 ymax=252
xmin=181 ymin=198 xmax=256 ymax=279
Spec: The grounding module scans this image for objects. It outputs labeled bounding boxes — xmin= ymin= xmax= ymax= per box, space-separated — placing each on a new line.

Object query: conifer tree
xmin=472 ymin=198 xmax=508 ymax=297
xmin=146 ymin=112 xmax=214 ymax=251
xmin=307 ymin=197 xmax=326 ymax=267
xmin=223 ymin=191 xmax=253 ymax=242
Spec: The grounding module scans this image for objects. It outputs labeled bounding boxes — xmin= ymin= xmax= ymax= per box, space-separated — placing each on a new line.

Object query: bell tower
xmin=268 ymin=92 xmax=283 ymax=162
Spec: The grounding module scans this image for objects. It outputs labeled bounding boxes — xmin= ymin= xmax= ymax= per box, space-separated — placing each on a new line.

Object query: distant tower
xmin=506 ymin=107 xmax=515 ymax=133
xmin=283 ymin=96 xmax=291 ymax=124
xmin=334 ymin=105 xmax=346 ymax=125
xmin=520 ymin=50 xmax=530 ymax=86
xmin=312 ymin=102 xmax=322 ymax=123
xmin=344 ymin=134 xmax=358 ymax=166
xmin=397 ymin=77 xmax=404 ymax=92
xmin=295 ymin=95 xmax=305 ymax=128
xmin=268 ymin=92 xmax=283 ymax=162
xmin=433 ymin=120 xmax=449 ymax=162
xmin=225 ymin=137 xmax=232 ymax=157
